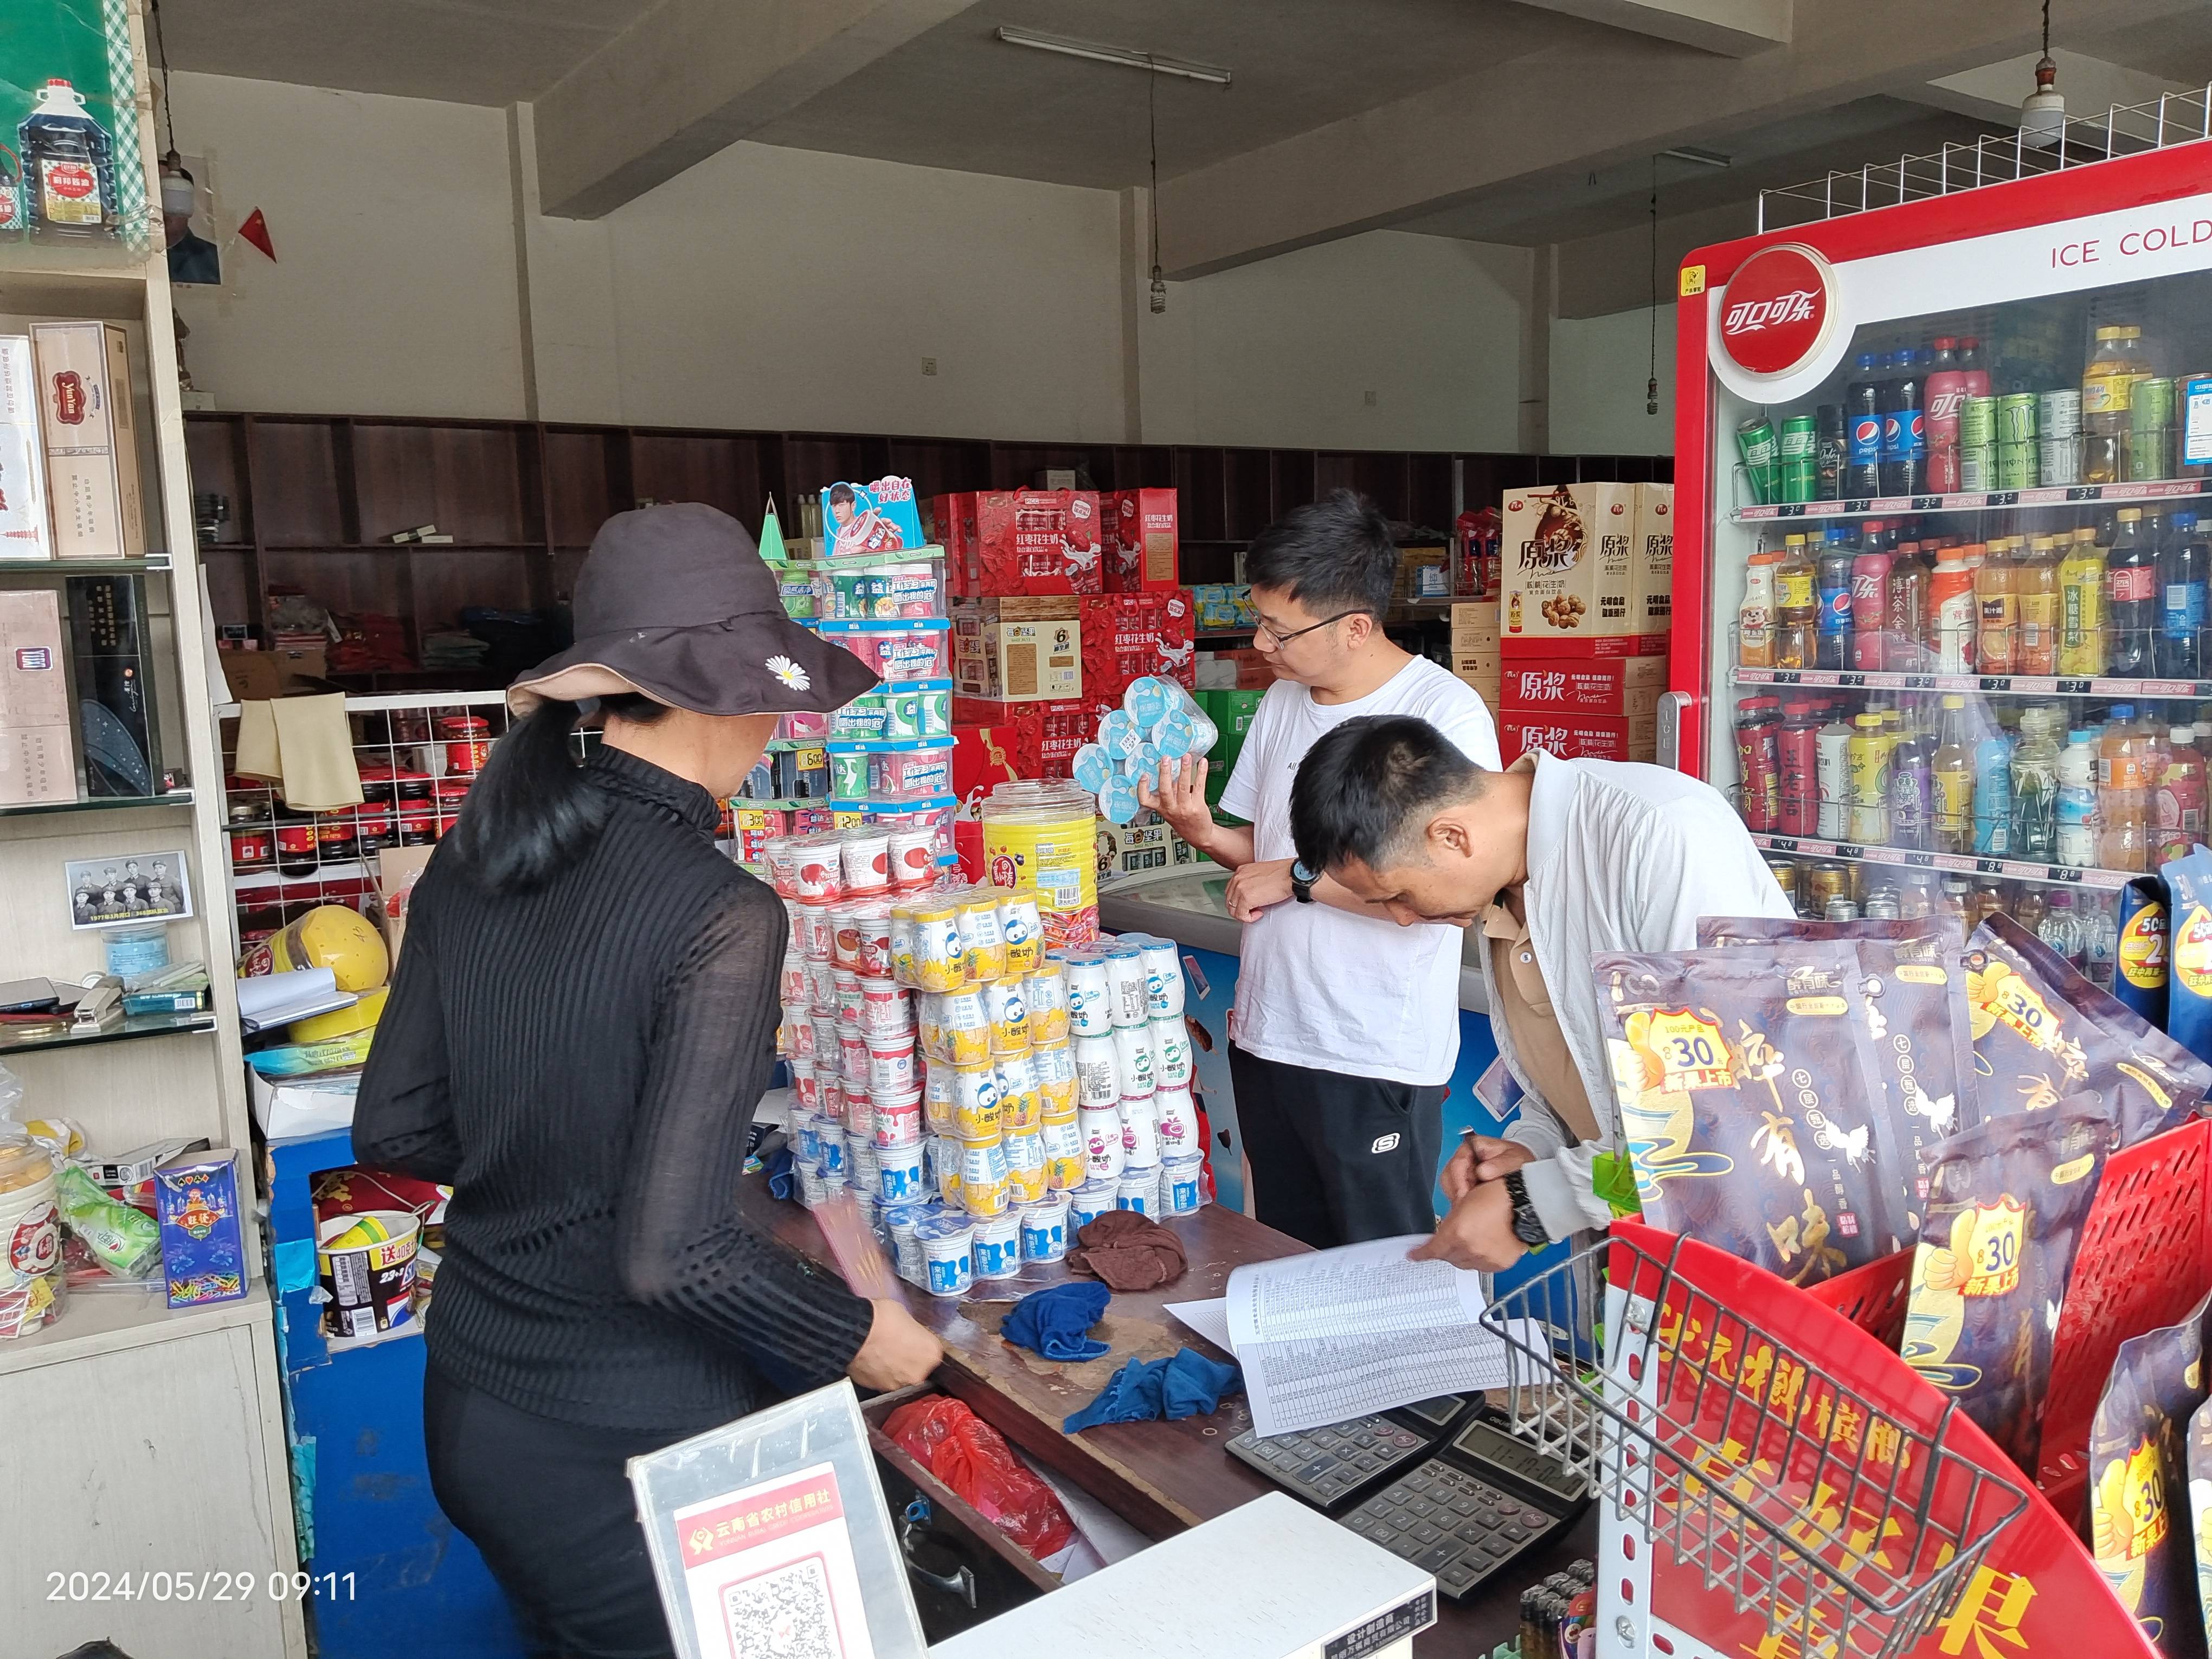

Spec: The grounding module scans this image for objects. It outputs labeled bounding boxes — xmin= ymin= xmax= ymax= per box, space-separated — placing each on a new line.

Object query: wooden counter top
xmin=740 ymin=1174 xmax=1596 ymax=1651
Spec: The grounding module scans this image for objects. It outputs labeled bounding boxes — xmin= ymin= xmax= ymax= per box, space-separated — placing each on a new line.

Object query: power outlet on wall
xmin=1363 ymin=389 xmax=1378 ymax=407
xmin=921 ymin=357 xmax=938 ymax=376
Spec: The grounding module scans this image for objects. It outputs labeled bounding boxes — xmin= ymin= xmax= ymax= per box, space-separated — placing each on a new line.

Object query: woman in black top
xmin=355 ymin=505 xmax=942 ymax=1659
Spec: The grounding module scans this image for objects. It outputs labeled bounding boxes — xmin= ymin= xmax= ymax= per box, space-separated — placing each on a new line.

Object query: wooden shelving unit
xmin=1 ymin=8 xmax=303 ymax=1657
xmin=183 ymin=411 xmax=1669 ymax=672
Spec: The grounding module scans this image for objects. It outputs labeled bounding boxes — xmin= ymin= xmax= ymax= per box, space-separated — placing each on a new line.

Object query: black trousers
xmin=423 ymin=1361 xmax=684 ymax=1659
xmin=1228 ymin=1043 xmax=1446 ymax=1250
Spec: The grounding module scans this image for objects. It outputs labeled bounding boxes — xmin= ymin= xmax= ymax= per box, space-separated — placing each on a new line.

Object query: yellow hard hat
xmin=269 ymin=906 xmax=390 ymax=993
xmin=290 ymin=984 xmax=388 ymax=1044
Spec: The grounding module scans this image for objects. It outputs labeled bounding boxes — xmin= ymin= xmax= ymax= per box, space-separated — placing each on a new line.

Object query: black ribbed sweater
xmin=352 ymin=746 xmax=872 ymax=1432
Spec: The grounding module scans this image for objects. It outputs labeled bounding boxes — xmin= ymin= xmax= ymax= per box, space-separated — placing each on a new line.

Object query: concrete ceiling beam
xmin=533 ymin=0 xmax=981 ymax=219
xmin=1507 ymin=0 xmax=1790 ymax=59
xmin=1154 ymin=0 xmax=2207 ymax=279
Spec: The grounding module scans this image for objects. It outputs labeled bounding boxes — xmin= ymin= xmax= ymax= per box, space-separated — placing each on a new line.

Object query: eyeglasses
xmin=1253 ymin=609 xmax=1364 ymax=648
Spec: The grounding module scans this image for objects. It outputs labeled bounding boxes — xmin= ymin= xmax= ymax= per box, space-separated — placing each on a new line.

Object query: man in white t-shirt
xmin=1141 ymin=491 xmax=1500 ymax=1248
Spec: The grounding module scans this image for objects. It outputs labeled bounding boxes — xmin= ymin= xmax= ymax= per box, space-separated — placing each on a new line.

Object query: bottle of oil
xmin=18 ymin=79 xmax=116 ymax=242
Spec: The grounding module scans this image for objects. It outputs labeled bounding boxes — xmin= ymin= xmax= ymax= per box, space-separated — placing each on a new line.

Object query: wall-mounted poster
xmin=0 ymin=0 xmax=150 ymax=251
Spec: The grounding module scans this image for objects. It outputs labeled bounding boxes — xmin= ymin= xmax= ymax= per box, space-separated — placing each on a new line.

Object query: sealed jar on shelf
xmin=0 ymin=1128 xmax=64 ymax=1340
xmin=316 ymin=807 xmax=359 ymax=865
xmin=274 ymin=812 xmax=320 ymax=877
xmin=227 ymin=803 xmax=273 ymax=871
xmin=438 ymin=714 xmax=492 ymax=775
xmin=435 ymin=777 xmax=472 ymax=838
xmin=981 ymin=783 xmax=1099 ymax=949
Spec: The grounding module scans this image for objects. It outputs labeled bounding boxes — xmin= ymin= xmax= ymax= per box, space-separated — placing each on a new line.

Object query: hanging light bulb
xmin=2020 ymin=1 xmax=2063 ymax=149
xmin=1150 ymin=265 xmax=1167 ymax=314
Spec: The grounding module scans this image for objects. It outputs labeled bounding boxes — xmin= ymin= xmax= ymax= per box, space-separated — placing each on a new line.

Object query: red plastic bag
xmin=883 ymin=1395 xmax=1076 ymax=1561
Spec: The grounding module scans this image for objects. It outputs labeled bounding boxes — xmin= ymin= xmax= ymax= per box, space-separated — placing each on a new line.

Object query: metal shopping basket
xmin=1481 ymin=1220 xmax=2155 ymax=1659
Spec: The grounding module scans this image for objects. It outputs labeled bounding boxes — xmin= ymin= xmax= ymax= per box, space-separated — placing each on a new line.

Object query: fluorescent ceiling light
xmin=1659 ymin=146 xmax=1732 ymax=168
xmin=996 ymin=25 xmax=1232 ymax=86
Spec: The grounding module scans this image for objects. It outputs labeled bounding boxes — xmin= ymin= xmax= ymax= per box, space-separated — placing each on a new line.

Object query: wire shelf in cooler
xmin=1746 ymin=831 xmax=2136 ymax=891
xmin=1728 ymin=474 xmax=2212 ymax=524
xmin=1731 ymin=665 xmax=2212 ymax=700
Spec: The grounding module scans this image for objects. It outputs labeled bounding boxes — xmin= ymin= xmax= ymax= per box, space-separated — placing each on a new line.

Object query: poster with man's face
xmin=163 ymin=152 xmax=219 ymax=286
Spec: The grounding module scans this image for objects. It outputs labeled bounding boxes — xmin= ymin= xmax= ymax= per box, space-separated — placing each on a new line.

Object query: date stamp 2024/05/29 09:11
xmin=43 ymin=1568 xmax=357 ymax=1605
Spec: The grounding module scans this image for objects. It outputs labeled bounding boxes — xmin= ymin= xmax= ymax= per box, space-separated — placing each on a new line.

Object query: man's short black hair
xmin=1245 ymin=489 xmax=1398 ymax=620
xmin=829 ymin=483 xmax=857 ymax=506
xmin=1291 ymin=715 xmax=1488 ymax=874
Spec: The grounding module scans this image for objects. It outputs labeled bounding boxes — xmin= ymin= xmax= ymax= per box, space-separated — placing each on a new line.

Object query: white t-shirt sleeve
xmin=1426 ymin=685 xmax=1502 ymax=771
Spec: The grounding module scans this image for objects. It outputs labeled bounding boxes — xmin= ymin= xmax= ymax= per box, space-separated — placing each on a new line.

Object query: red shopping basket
xmin=1798 ymin=1116 xmax=2212 ymax=1517
xmin=1483 ymin=1221 xmax=2155 ymax=1659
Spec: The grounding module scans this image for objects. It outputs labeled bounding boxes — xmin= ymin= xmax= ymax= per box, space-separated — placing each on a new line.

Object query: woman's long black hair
xmin=443 ymin=695 xmax=670 ymax=891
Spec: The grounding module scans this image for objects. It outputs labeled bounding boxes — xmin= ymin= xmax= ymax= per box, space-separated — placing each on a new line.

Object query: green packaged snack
xmin=1904 ymin=1096 xmax=2113 ymax=1476
xmin=55 ymin=1160 xmax=161 ymax=1279
xmin=2090 ymin=1290 xmax=2211 ymax=1658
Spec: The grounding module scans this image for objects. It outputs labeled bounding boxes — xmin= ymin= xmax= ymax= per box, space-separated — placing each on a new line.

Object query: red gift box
xmin=940 ymin=490 xmax=1105 ymax=596
xmin=1496 ymin=653 xmax=1668 ymax=719
xmin=1103 ymin=488 xmax=1180 ymax=592
xmin=1078 ymin=589 xmax=1195 ymax=713
xmin=952 ymin=700 xmax=1089 ymax=803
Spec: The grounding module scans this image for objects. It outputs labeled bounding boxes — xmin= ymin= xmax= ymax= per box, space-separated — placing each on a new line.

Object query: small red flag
xmin=237 ymin=208 xmax=275 ymax=261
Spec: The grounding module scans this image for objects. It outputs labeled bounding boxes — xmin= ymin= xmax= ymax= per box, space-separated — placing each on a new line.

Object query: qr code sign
xmin=721 ymin=1555 xmax=842 ymax=1659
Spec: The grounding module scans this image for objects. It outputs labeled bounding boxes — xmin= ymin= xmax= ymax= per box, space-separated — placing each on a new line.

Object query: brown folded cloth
xmin=1065 ymin=1211 xmax=1187 ymax=1291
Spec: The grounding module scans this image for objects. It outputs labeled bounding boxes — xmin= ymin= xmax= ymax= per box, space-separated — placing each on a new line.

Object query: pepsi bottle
xmin=1845 ymin=353 xmax=1883 ymax=498
xmin=1881 ymin=348 xmax=1926 ymax=498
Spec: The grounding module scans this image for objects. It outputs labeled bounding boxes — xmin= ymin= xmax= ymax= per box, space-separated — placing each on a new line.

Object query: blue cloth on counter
xmin=1063 ymin=1347 xmax=1243 ymax=1433
xmin=763 ymin=1147 xmax=797 ymax=1200
xmin=1004 ymin=1282 xmax=1113 ymax=1361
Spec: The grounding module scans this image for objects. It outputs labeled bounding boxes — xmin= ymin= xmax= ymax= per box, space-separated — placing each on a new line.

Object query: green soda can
xmin=1997 ymin=439 xmax=2038 ymax=490
xmin=1996 ymin=393 xmax=2039 ymax=444
xmin=1738 ymin=415 xmax=1780 ymax=505
xmin=1959 ymin=395 xmax=1997 ymax=447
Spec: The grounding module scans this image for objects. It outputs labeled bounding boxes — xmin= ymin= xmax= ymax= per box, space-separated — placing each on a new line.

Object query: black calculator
xmin=1339 ymin=1411 xmax=1588 ymax=1601
xmin=1224 ymin=1394 xmax=1477 ymax=1514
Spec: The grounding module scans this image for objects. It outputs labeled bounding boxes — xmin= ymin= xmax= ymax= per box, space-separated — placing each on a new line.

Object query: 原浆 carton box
xmin=1502 ymin=483 xmax=1665 ymax=652
xmin=1499 ymin=711 xmax=1658 ymax=766
xmin=1497 ymin=653 xmax=1667 ymax=719
xmin=0 ymin=588 xmax=72 ymax=803
xmin=1633 ymin=484 xmax=1674 ymax=634
xmin=32 ymin=320 xmax=145 ymax=559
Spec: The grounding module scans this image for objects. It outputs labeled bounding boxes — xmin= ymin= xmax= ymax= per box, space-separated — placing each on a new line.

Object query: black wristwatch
xmin=1289 ymin=859 xmax=1318 ymax=904
xmin=1503 ymin=1169 xmax=1549 ymax=1249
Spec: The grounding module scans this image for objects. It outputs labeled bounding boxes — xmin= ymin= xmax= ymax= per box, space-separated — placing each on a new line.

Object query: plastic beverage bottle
xmin=1958 ymin=337 xmax=1993 ymax=398
xmin=2010 ymin=706 xmax=2059 ymax=861
xmin=2016 ymin=536 xmax=2062 ymax=674
xmin=1774 ymin=535 xmax=1819 ymax=670
xmin=2159 ymin=510 xmax=2210 ymax=679
xmin=1815 ymin=709 xmax=1854 ymax=840
xmin=1815 ymin=536 xmax=1856 ymax=670
xmin=1739 ymin=550 xmax=1780 ymax=668
xmin=2081 ymin=891 xmax=2120 ymax=989
xmin=1776 ymin=700 xmax=1821 ymax=837
xmin=2012 ymin=884 xmax=2048 ymax=937
xmin=2157 ymin=724 xmax=2206 ymax=866
xmin=1924 ymin=337 xmax=1967 ymax=493
xmin=1886 ymin=543 xmax=1930 ymax=672
xmin=1881 ymin=349 xmax=1927 ymax=497
xmin=2100 ymin=702 xmax=2153 ymax=872
xmin=2059 ymin=527 xmax=2108 ymax=676
xmin=1932 ymin=694 xmax=1976 ymax=854
xmin=2039 ymin=887 xmax=2086 ymax=969
xmin=20 ymin=79 xmax=117 ymax=241
xmin=1974 ymin=538 xmax=2018 ymax=674
xmin=2084 ymin=325 xmax=2152 ymax=487
xmin=2107 ymin=508 xmax=2160 ymax=677
xmin=1973 ymin=718 xmax=2014 ymax=856
xmin=2056 ymin=728 xmax=2101 ymax=867
xmin=1939 ymin=874 xmax=1975 ymax=934
xmin=1851 ymin=541 xmax=1894 ymax=670
xmin=1848 ymin=712 xmax=1891 ymax=845
xmin=1844 ymin=354 xmax=1885 ymax=498
xmin=1889 ymin=725 xmax=1932 ymax=851
xmin=1930 ymin=544 xmax=1978 ymax=672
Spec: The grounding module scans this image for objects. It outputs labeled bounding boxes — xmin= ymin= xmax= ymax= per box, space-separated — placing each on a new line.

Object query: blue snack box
xmin=155 ymin=1152 xmax=248 ymax=1309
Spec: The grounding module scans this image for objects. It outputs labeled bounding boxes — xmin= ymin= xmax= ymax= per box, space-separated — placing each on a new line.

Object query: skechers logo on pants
xmin=1370 ymin=1134 xmax=1400 ymax=1155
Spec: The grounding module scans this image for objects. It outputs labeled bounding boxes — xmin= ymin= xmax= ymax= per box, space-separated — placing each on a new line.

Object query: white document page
xmin=1225 ymin=1236 xmax=1508 ymax=1438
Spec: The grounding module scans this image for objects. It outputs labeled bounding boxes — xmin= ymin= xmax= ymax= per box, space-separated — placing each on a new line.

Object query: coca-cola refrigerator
xmin=1671 ymin=117 xmax=2212 ymax=983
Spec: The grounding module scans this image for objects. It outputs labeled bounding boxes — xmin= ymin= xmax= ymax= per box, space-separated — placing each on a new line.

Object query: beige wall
xmin=163 ymin=72 xmax=1551 ymax=454
xmin=1549 ymin=302 xmax=1680 ymax=456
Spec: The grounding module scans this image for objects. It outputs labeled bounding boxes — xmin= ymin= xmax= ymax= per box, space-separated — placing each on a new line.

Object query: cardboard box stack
xmin=1079 ymin=588 xmax=1196 ymax=726
xmin=929 ymin=490 xmax=1106 ymax=598
xmin=1499 ymin=482 xmax=1672 ymax=764
xmin=1101 ymin=488 xmax=1180 ymax=593
xmin=1449 ymin=602 xmax=1500 ymax=709
xmin=951 ymin=596 xmax=1082 ymax=702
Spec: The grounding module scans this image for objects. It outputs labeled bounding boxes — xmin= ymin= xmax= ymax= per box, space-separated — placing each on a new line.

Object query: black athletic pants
xmin=423 ymin=1361 xmax=683 ymax=1659
xmin=1227 ymin=1043 xmax=1446 ymax=1250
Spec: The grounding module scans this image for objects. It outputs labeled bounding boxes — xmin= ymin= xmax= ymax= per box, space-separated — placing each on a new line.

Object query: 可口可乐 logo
xmin=1370 ymin=1133 xmax=1401 ymax=1155
xmin=1723 ymin=290 xmax=1818 ymax=334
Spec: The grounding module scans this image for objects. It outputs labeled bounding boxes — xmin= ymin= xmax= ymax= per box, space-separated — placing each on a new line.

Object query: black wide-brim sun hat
xmin=509 ymin=503 xmax=881 ymax=717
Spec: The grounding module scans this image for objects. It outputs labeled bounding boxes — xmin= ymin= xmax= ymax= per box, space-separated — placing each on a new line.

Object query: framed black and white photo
xmin=66 ymin=850 xmax=192 ymax=930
